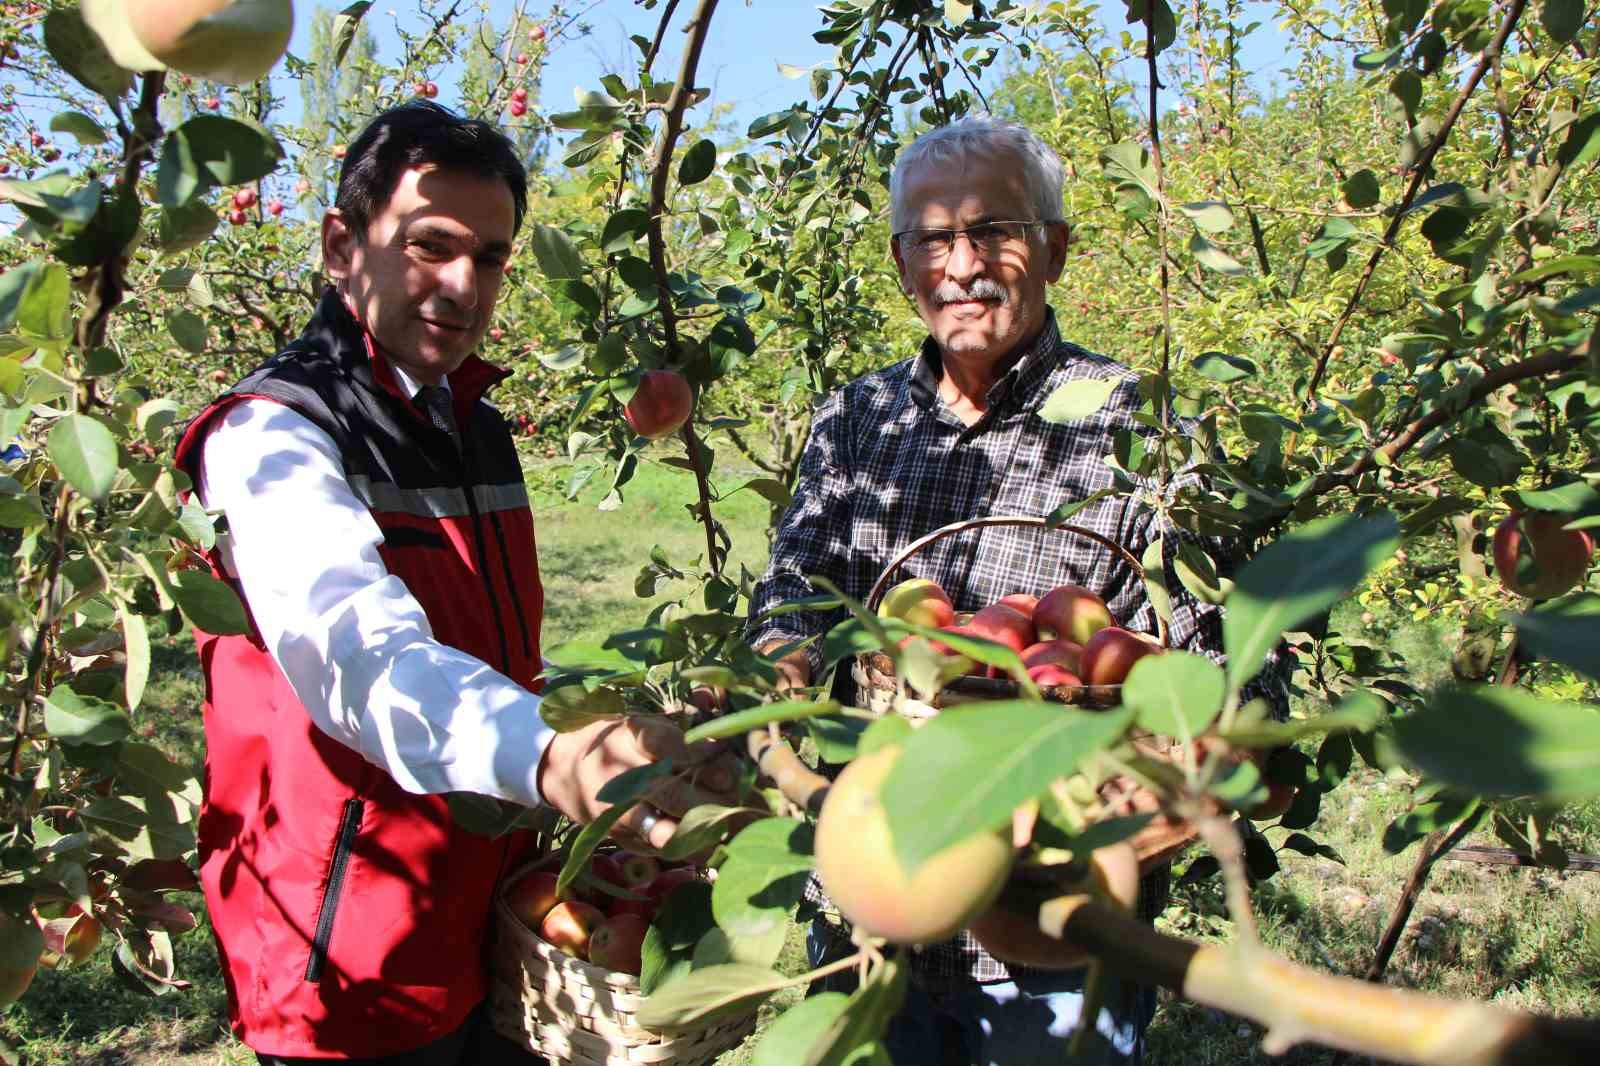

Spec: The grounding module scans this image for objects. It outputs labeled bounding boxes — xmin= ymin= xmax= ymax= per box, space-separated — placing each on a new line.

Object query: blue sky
xmin=285 ymin=1 xmax=1300 ymax=138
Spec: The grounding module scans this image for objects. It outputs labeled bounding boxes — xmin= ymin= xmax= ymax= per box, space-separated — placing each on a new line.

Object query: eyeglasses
xmin=892 ymin=220 xmax=1057 ymax=264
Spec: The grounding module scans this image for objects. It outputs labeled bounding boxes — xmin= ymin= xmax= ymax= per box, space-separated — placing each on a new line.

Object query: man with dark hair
xmin=176 ymin=102 xmax=715 ymax=1065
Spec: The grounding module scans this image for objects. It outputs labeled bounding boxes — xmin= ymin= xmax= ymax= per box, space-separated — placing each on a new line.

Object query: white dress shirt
xmin=198 ymin=367 xmax=553 ymax=808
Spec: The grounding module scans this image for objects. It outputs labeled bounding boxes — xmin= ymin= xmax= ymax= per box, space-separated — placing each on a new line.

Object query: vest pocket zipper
xmin=305 ymin=798 xmax=363 ymax=982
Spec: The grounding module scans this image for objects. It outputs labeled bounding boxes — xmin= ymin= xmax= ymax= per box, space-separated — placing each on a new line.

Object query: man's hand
xmin=536 ymin=716 xmax=739 ymax=851
xmin=761 ymin=643 xmax=812 ymax=694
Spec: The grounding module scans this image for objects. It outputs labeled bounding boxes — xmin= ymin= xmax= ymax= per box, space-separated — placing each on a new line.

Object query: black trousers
xmin=254 ymin=1006 xmax=546 ymax=1066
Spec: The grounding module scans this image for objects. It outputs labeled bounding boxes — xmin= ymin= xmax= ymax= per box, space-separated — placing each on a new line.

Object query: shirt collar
xmin=907 ymin=308 xmax=1065 ymax=413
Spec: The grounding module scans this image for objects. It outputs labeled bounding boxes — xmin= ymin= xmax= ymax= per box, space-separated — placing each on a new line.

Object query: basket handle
xmin=863 ymin=514 xmax=1168 ymax=647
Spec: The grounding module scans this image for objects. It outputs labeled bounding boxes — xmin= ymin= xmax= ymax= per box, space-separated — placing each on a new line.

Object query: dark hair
xmin=334 ymin=101 xmax=528 ymax=238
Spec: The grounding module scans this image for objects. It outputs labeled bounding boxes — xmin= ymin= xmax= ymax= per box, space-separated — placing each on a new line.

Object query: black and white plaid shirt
xmin=748 ymin=309 xmax=1290 ymax=983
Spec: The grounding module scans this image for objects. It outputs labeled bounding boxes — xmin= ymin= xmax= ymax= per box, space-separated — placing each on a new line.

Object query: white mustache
xmin=933 ymin=279 xmax=1007 ymax=306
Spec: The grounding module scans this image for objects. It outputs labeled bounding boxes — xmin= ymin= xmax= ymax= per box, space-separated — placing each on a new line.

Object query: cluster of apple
xmin=503 ymin=851 xmax=698 ymax=976
xmin=877 ymin=577 xmax=1161 ymax=699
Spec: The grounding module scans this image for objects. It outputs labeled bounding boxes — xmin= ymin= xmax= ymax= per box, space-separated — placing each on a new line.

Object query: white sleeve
xmin=198 ymin=398 xmax=554 ymax=807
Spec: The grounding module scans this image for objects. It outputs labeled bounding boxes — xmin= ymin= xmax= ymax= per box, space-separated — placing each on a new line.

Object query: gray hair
xmin=889 ymin=116 xmax=1066 ymax=232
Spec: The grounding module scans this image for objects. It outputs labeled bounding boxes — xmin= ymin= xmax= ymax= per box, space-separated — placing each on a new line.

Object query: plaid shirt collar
xmin=908 ymin=310 xmax=1066 ymax=416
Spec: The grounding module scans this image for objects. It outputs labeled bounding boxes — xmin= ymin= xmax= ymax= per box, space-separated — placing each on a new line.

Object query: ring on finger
xmin=637 ymin=807 xmax=661 ymax=839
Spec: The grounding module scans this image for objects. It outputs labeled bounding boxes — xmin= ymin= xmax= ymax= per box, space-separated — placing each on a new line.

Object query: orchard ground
xmin=5 ymin=452 xmax=1598 ymax=1066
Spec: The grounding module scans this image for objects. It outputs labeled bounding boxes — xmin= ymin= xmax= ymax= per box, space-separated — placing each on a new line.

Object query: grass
xmin=6 ymin=451 xmax=1599 ymax=1064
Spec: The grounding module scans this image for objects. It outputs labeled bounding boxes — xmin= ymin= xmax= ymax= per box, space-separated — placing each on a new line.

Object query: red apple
xmin=1493 ymin=511 xmax=1595 ymax=600
xmin=204 ymin=96 xmax=220 ymax=111
xmin=623 ymin=369 xmax=694 ymax=439
xmin=1021 ymin=639 xmax=1083 ymax=675
xmin=529 ymin=23 xmax=546 ymax=41
xmin=232 ymin=187 xmax=256 ymax=209
xmin=514 ymin=51 xmax=529 ymax=64
xmin=877 ymin=577 xmax=956 ymax=630
xmin=1027 ymin=663 xmax=1083 ymax=689
xmin=267 ymin=199 xmax=284 ymax=217
xmin=587 ymin=913 xmax=648 ymax=974
xmin=504 ymin=871 xmax=562 ymax=930
xmin=605 ymin=892 xmax=656 ymax=921
xmin=1079 ymin=626 xmax=1157 ymax=700
xmin=998 ymin=593 xmax=1038 ymax=620
xmin=424 ymin=81 xmax=439 ymax=98
xmin=512 ymin=86 xmax=528 ymax=102
xmin=1034 ymin=585 xmax=1114 ymax=645
xmin=538 ymin=900 xmax=604 ymax=959
xmin=509 ymin=99 xmax=527 ymax=117
xmin=588 ymin=854 xmax=625 ymax=892
xmin=618 ymin=853 xmax=660 ymax=888
xmin=228 ymin=208 xmax=246 ymax=225
xmin=294 ymin=178 xmax=312 ymax=195
xmin=968 ymin=604 xmax=1034 ymax=651
xmin=332 ymin=144 xmax=347 ymax=160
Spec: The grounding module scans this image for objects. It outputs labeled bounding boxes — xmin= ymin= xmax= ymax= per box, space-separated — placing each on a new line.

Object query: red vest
xmin=175 ymin=291 xmax=544 ymax=1058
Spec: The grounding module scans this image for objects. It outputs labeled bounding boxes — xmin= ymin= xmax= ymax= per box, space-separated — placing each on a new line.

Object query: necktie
xmin=414 ymin=385 xmax=460 ymax=451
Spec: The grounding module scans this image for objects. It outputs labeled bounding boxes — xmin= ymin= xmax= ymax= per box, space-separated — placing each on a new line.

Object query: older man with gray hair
xmin=747 ymin=116 xmax=1288 ymax=1063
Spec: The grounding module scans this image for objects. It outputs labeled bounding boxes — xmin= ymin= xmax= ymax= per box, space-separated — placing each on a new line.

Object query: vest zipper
xmin=305 ymin=798 xmax=363 ymax=982
xmin=486 ymin=509 xmax=534 ymax=660
xmin=459 ymin=438 xmax=513 ymax=675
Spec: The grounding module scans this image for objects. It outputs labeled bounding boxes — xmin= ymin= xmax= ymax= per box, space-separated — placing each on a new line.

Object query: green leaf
xmin=683 ymin=700 xmax=840 ymax=743
xmin=45 ymin=6 xmax=133 ymax=104
xmin=1141 ymin=537 xmax=1173 ymax=627
xmin=1542 ymin=0 xmax=1586 ymax=41
xmin=1514 ymin=593 xmax=1600 ymax=679
xmin=1393 ymin=686 xmax=1600 ymax=801
xmin=1039 ymin=378 xmax=1119 ymax=423
xmin=1192 ymin=351 xmax=1257 ymax=382
xmin=639 ymin=881 xmax=717 ymax=994
xmin=1099 ymin=142 xmax=1157 ymax=201
xmin=536 ymin=681 xmax=626 ymax=732
xmin=44 ymin=686 xmax=132 ymax=746
xmin=119 ymin=607 xmax=150 ymax=711
xmin=678 ymin=139 xmax=717 ymax=186
xmin=752 ymin=993 xmax=851 ymax=1066
xmin=728 ymin=477 xmax=792 ymax=509
xmin=1504 ymin=256 xmax=1600 ymax=283
xmin=747 ymin=110 xmax=795 ymax=139
xmin=156 ymin=117 xmax=283 ymax=208
xmin=596 ymin=759 xmax=673 ymax=806
xmin=801 ymin=956 xmax=907 ymax=1066
xmin=637 ymin=963 xmax=784 ymax=1031
xmin=1307 ymin=217 xmax=1359 ymax=259
xmin=331 ymin=1 xmax=374 ymax=65
xmin=600 ymin=208 xmax=649 ymax=254
xmin=158 ymin=200 xmax=220 ymax=253
xmin=1189 ymin=233 xmax=1248 ymax=275
xmin=555 ymin=804 xmax=630 ymax=899
xmin=711 ymin=818 xmax=814 ymax=966
xmin=660 ymin=804 xmax=754 ymax=861
xmin=530 ymin=223 xmax=586 ymax=280
xmin=1122 ymin=652 xmax=1225 ymax=738
xmin=48 ymin=414 xmax=120 ymax=501
xmin=1557 ymin=113 xmax=1600 ymax=170
xmin=19 ymin=262 xmax=72 ymax=339
xmin=1 ymin=909 xmax=45 ymax=982
xmin=116 ymin=742 xmax=198 ymax=795
xmin=169 ymin=570 xmax=250 ymax=635
xmin=50 ymin=111 xmax=108 ymax=146
xmin=0 ymin=260 xmax=47 ymax=330
xmin=1224 ymin=512 xmax=1399 ymax=691
xmin=1342 ymin=169 xmax=1381 ymax=209
xmin=882 ymin=703 xmax=1134 ymax=875
xmin=538 ymin=343 xmax=585 ymax=372
xmin=805 ymin=715 xmax=871 ymax=764
xmin=1179 ymin=201 xmax=1234 ymax=233
xmin=166 ymin=311 xmax=208 ymax=354
xmin=1220 ymin=688 xmax=1386 ymax=747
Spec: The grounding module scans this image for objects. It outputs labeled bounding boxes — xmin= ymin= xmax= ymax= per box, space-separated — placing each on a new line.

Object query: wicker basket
xmin=852 ymin=514 xmax=1196 ymax=870
xmin=489 ymin=863 xmax=758 ymax=1065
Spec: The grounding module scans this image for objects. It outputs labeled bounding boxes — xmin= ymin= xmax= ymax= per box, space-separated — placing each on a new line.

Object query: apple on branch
xmin=623 ymin=369 xmax=694 ymax=440
xmin=1492 ymin=510 xmax=1595 ymax=600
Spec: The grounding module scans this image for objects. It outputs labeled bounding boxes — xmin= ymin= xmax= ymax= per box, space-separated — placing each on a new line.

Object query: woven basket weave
xmin=489 ymin=867 xmax=758 ymax=1065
